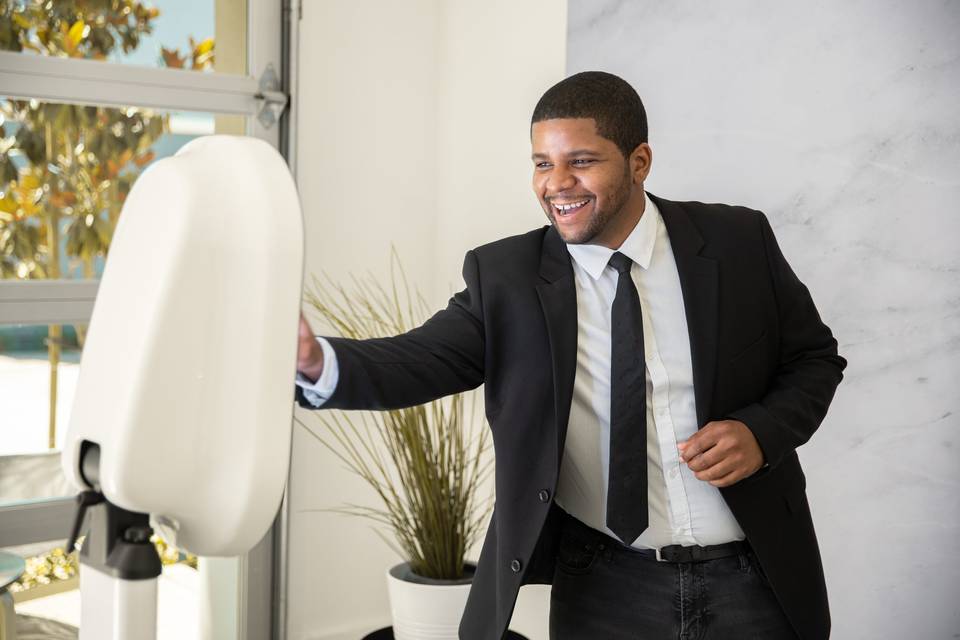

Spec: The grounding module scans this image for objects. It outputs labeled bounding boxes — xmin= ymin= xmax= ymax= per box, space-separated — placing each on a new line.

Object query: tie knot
xmin=608 ymin=252 xmax=633 ymax=274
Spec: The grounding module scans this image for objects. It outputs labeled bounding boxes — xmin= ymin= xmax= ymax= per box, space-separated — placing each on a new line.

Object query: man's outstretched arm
xmin=294 ymin=250 xmax=486 ymax=411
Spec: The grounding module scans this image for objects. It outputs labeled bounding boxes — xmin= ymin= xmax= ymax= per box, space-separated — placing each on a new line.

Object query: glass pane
xmin=0 ymin=324 xmax=80 ymax=455
xmin=0 ymin=0 xmax=246 ymax=74
xmin=1 ymin=97 xmax=242 ymax=281
xmin=2 ymin=539 xmax=201 ymax=639
xmin=1 ymin=99 xmax=247 ymax=503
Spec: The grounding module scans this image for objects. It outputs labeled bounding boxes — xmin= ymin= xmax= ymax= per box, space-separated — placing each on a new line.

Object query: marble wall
xmin=568 ymin=1 xmax=959 ymax=637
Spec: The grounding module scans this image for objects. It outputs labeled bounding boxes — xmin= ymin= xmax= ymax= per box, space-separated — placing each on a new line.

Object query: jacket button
xmin=510 ymin=559 xmax=522 ymax=573
xmin=538 ymin=489 xmax=551 ymax=503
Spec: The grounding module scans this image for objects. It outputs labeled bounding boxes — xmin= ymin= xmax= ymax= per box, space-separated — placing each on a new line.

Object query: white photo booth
xmin=60 ymin=136 xmax=303 ymax=640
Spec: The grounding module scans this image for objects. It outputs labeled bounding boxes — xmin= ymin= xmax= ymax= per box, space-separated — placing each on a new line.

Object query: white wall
xmin=432 ymin=3 xmax=567 ymax=298
xmin=290 ymin=3 xmax=441 ymax=639
xmin=290 ymin=2 xmax=566 ymax=639
xmin=567 ymin=1 xmax=960 ymax=638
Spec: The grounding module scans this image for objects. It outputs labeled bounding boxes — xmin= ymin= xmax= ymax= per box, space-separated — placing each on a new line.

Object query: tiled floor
xmin=16 ymin=614 xmax=76 ymax=640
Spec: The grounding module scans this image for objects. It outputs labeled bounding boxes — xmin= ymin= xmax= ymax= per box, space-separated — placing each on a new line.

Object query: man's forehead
xmin=531 ymin=118 xmax=613 ymax=156
xmin=531 ymin=117 xmax=599 ymax=134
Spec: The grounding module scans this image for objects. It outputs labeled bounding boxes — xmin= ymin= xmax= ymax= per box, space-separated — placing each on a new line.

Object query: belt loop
xmin=737 ymin=551 xmax=749 ymax=572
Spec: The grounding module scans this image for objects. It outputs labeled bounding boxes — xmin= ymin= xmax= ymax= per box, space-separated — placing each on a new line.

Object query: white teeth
xmin=554 ymin=199 xmax=588 ymax=213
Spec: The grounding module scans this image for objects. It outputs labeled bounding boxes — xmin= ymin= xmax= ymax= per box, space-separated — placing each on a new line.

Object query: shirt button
xmin=510 ymin=559 xmax=522 ymax=573
xmin=538 ymin=489 xmax=551 ymax=503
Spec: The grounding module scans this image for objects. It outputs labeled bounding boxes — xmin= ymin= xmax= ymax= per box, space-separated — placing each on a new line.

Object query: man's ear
xmin=630 ymin=143 xmax=652 ymax=183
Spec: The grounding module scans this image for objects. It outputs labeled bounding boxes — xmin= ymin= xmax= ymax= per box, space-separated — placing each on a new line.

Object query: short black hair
xmin=531 ymin=71 xmax=648 ymax=158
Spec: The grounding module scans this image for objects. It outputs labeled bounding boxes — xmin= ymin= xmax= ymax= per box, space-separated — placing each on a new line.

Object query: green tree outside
xmin=0 ymin=0 xmax=215 ymax=449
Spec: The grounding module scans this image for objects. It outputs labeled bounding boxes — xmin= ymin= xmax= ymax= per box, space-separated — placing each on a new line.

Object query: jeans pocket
xmin=555 ymin=536 xmax=601 ymax=575
xmin=747 ymin=550 xmax=773 ymax=588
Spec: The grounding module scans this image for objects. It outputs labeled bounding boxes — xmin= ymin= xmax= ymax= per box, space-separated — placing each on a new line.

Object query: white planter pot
xmin=385 ymin=563 xmax=475 ymax=640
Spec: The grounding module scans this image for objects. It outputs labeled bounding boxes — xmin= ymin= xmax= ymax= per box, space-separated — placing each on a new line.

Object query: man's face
xmin=531 ymin=118 xmax=645 ymax=246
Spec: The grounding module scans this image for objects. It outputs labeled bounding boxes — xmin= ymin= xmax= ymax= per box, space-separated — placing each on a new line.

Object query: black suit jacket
xmin=298 ymin=193 xmax=847 ymax=640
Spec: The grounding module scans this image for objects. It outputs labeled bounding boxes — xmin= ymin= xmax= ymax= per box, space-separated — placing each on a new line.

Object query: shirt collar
xmin=565 ymin=191 xmax=660 ymax=281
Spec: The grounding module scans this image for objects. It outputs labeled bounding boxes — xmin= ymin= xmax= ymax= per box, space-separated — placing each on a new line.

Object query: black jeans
xmin=549 ymin=514 xmax=798 ymax=639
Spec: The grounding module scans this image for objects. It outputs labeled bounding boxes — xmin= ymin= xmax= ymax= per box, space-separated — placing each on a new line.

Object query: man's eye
xmin=535 ymin=162 xmax=552 ymax=169
xmin=572 ymin=159 xmax=594 ymax=166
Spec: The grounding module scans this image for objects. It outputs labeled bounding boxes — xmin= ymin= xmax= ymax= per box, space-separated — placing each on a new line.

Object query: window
xmin=1 ymin=100 xmax=229 ymax=461
xmin=0 ymin=0 xmax=246 ymax=74
xmin=0 ymin=2 xmax=292 ymax=638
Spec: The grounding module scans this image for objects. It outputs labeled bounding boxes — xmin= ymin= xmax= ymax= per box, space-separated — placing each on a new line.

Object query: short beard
xmin=553 ymin=164 xmax=633 ymax=245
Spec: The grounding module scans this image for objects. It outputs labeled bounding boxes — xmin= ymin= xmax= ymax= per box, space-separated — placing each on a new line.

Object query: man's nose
xmin=546 ymin=166 xmax=577 ymax=193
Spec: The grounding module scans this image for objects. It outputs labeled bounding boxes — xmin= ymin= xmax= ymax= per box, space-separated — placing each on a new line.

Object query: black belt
xmin=560 ymin=509 xmax=750 ymax=564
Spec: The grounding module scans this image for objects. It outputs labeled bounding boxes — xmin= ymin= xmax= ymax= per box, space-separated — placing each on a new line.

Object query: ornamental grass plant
xmin=298 ymin=250 xmax=493 ymax=581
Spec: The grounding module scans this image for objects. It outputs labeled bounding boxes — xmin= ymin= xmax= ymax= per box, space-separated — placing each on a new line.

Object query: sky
xmin=107 ymin=0 xmax=219 ymax=137
xmin=111 ymin=0 xmax=215 ymax=70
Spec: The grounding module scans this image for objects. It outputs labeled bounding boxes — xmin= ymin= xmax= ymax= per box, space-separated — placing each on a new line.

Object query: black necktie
xmin=606 ymin=251 xmax=648 ymax=544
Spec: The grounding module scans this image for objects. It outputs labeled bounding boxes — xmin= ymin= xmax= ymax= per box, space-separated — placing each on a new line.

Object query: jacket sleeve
xmin=726 ymin=212 xmax=847 ymax=469
xmin=295 ymin=249 xmax=485 ymax=411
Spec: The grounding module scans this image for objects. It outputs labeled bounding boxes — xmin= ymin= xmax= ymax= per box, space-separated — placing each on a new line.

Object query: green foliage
xmin=161 ymin=35 xmax=214 ymax=70
xmin=0 ymin=0 xmax=168 ymax=280
xmin=302 ymin=250 xmax=493 ymax=581
xmin=0 ymin=98 xmax=166 ymax=279
xmin=0 ymin=0 xmax=214 ymax=451
xmin=0 ymin=0 xmax=161 ymax=58
xmin=0 ymin=0 xmax=219 ymax=281
xmin=11 ymin=534 xmax=196 ymax=596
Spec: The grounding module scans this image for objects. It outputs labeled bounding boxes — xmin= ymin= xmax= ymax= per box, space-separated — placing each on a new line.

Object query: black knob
xmin=123 ymin=526 xmax=153 ymax=544
xmin=510 ymin=559 xmax=522 ymax=573
xmin=538 ymin=489 xmax=550 ymax=503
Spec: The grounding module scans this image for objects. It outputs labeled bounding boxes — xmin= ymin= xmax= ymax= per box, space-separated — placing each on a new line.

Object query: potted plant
xmin=299 ymin=250 xmax=492 ymax=639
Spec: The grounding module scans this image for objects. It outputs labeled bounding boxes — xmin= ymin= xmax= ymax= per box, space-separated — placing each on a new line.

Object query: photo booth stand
xmin=60 ymin=135 xmax=304 ymax=640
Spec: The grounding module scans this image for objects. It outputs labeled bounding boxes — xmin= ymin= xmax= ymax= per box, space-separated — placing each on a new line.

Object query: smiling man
xmin=532 ymin=116 xmax=641 ymax=248
xmin=296 ymin=71 xmax=846 ymax=640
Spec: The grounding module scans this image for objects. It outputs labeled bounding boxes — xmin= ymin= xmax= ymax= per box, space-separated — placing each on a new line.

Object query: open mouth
xmin=551 ymin=198 xmax=590 ymax=216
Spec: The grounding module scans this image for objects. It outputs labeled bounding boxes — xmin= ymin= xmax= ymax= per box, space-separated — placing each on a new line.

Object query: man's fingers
xmin=296 ymin=313 xmax=324 ymax=381
xmin=679 ymin=420 xmax=763 ymax=488
xmin=708 ymin=468 xmax=742 ymax=488
xmin=693 ymin=456 xmax=738 ymax=482
xmin=678 ymin=422 xmax=721 ymax=461
xmin=684 ymin=444 xmax=726 ymax=472
xmin=299 ymin=313 xmax=315 ymax=339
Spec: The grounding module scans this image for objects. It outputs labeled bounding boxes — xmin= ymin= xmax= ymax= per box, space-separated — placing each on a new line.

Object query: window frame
xmin=0 ymin=1 xmax=298 ymax=637
xmin=0 ymin=280 xmax=98 ymax=325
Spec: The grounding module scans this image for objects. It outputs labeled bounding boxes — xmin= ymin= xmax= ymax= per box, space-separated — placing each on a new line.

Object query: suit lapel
xmin=535 ymin=226 xmax=578 ymax=467
xmin=534 ymin=195 xmax=719 ymax=471
xmin=650 ymin=193 xmax=718 ymax=429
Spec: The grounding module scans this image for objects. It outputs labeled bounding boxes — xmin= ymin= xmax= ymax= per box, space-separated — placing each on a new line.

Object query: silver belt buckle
xmin=655 ymin=547 xmax=665 ymax=562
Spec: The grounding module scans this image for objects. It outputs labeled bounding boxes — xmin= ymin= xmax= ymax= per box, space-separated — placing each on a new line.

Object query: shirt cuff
xmin=294 ymin=337 xmax=339 ymax=407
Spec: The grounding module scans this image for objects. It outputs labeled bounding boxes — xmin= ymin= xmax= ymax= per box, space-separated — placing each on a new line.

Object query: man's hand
xmin=297 ymin=312 xmax=324 ymax=383
xmin=677 ymin=420 xmax=765 ymax=488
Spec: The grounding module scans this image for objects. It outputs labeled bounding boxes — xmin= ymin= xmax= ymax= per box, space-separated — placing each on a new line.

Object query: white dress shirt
xmin=557 ymin=193 xmax=744 ymax=549
xmin=296 ymin=193 xmax=746 ymax=549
